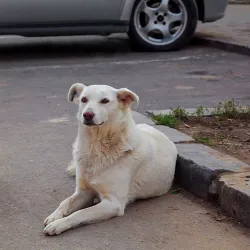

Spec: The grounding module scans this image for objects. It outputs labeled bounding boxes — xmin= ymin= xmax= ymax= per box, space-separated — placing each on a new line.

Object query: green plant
xmin=215 ymin=100 xmax=238 ymax=118
xmin=195 ymin=105 xmax=205 ymax=116
xmin=240 ymin=106 xmax=250 ymax=115
xmin=150 ymin=113 xmax=180 ymax=128
xmin=215 ymin=133 xmax=227 ymax=142
xmin=170 ymin=107 xmax=188 ymax=119
xmin=193 ymin=133 xmax=213 ymax=146
xmin=211 ymin=99 xmax=250 ymax=118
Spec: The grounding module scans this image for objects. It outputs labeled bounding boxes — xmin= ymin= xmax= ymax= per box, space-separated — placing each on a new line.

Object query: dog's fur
xmin=44 ymin=83 xmax=177 ymax=235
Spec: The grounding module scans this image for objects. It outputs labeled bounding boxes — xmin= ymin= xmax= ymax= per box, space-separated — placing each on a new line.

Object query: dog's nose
xmin=83 ymin=111 xmax=95 ymax=121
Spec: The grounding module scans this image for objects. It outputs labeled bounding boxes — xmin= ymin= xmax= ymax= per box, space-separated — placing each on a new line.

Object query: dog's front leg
xmin=44 ymin=195 xmax=123 ymax=236
xmin=44 ymin=189 xmax=93 ymax=226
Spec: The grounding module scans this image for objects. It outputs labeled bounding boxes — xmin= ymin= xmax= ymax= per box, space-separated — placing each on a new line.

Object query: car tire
xmin=128 ymin=0 xmax=198 ymax=52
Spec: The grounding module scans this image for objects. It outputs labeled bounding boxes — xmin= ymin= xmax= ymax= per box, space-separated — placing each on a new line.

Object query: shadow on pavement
xmin=0 ymin=36 xmax=132 ymax=61
xmin=0 ymin=35 xmax=200 ymax=61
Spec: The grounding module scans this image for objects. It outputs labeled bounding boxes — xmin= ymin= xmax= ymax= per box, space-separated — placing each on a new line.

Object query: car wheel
xmin=128 ymin=0 xmax=198 ymax=51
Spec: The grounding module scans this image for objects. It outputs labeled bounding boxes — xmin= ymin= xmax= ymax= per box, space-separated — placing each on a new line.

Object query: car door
xmin=0 ymin=0 xmax=125 ymax=26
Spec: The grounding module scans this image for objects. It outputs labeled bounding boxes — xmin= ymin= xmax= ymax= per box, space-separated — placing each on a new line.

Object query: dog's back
xmin=128 ymin=123 xmax=177 ymax=201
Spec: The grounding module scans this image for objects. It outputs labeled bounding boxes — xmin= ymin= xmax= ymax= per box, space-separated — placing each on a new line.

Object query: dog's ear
xmin=68 ymin=83 xmax=86 ymax=104
xmin=116 ymin=88 xmax=139 ymax=109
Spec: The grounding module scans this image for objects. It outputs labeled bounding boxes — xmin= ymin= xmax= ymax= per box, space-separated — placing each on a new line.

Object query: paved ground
xmin=229 ymin=0 xmax=250 ymax=3
xmin=1 ymin=37 xmax=250 ymax=249
xmin=197 ymin=5 xmax=250 ymax=49
xmin=1 ymin=108 xmax=250 ymax=250
xmin=0 ymin=36 xmax=250 ymax=115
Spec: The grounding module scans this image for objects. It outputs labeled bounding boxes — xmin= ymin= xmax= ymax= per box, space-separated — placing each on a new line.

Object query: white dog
xmin=44 ymin=83 xmax=177 ymax=235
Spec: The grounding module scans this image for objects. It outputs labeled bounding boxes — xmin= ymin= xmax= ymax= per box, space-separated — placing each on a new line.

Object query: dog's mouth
xmin=83 ymin=121 xmax=104 ymax=127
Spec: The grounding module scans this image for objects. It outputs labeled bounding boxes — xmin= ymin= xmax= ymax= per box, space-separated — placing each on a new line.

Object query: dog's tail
xmin=66 ymin=160 xmax=76 ymax=177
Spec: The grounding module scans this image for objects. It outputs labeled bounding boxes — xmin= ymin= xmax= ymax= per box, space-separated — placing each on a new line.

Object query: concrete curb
xmin=229 ymin=0 xmax=250 ymax=4
xmin=147 ymin=108 xmax=215 ymax=117
xmin=218 ymin=172 xmax=250 ymax=226
xmin=148 ymin=106 xmax=250 ymax=117
xmin=193 ymin=35 xmax=250 ymax=57
xmin=143 ymin=110 xmax=250 ymax=227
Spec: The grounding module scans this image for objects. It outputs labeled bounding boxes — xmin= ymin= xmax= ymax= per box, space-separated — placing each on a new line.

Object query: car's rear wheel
xmin=128 ymin=0 xmax=198 ymax=51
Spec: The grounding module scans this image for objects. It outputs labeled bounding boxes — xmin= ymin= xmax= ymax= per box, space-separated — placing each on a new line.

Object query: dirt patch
xmin=178 ymin=115 xmax=250 ymax=165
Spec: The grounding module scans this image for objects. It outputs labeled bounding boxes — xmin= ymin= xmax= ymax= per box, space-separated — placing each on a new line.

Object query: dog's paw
xmin=44 ymin=218 xmax=70 ymax=236
xmin=44 ymin=210 xmax=64 ymax=226
xmin=66 ymin=161 xmax=76 ymax=177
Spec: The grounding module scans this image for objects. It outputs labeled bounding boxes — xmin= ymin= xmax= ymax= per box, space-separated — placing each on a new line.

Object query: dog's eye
xmin=81 ymin=97 xmax=88 ymax=103
xmin=100 ymin=98 xmax=110 ymax=104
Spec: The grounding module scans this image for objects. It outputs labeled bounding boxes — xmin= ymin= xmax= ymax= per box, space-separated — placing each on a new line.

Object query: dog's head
xmin=68 ymin=83 xmax=139 ymax=126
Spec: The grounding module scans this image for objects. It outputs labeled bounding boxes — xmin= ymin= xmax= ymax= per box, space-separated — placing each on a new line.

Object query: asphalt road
xmin=1 ymin=36 xmax=250 ymax=250
xmin=0 ymin=35 xmax=250 ymax=116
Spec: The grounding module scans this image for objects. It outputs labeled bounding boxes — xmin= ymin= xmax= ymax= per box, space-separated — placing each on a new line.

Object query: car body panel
xmin=0 ymin=0 xmax=124 ymax=24
xmin=203 ymin=0 xmax=228 ymax=22
xmin=0 ymin=0 xmax=228 ymax=36
xmin=120 ymin=0 xmax=134 ymax=21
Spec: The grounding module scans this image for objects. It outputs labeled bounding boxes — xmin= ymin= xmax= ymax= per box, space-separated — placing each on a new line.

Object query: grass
xmin=150 ymin=107 xmax=188 ymax=128
xmin=194 ymin=105 xmax=210 ymax=117
xmin=193 ymin=133 xmax=213 ymax=146
xmin=149 ymin=100 xmax=250 ymax=165
xmin=212 ymin=99 xmax=250 ymax=118
xmin=150 ymin=99 xmax=250 ymax=141
xmin=170 ymin=107 xmax=188 ymax=119
xmin=150 ymin=113 xmax=180 ymax=128
xmin=214 ymin=133 xmax=227 ymax=143
xmin=151 ymin=99 xmax=250 ymax=124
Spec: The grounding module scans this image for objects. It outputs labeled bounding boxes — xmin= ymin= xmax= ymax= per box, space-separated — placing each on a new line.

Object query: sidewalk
xmin=196 ymin=4 xmax=250 ymax=54
xmin=1 ymin=111 xmax=250 ymax=250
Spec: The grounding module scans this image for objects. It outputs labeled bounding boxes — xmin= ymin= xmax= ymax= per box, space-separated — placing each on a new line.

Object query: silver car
xmin=0 ymin=0 xmax=228 ymax=51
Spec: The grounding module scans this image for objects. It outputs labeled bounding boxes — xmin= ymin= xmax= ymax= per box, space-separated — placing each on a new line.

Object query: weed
xmin=212 ymin=99 xmax=238 ymax=118
xmin=169 ymin=188 xmax=182 ymax=195
xmin=195 ymin=105 xmax=204 ymax=116
xmin=215 ymin=133 xmax=227 ymax=141
xmin=193 ymin=133 xmax=213 ymax=146
xmin=170 ymin=107 xmax=188 ymax=119
xmin=150 ymin=113 xmax=180 ymax=128
xmin=149 ymin=99 xmax=250 ymax=130
xmin=212 ymin=99 xmax=250 ymax=118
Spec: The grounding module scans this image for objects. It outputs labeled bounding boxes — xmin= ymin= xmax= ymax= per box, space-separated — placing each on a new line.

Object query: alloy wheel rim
xmin=134 ymin=0 xmax=188 ymax=46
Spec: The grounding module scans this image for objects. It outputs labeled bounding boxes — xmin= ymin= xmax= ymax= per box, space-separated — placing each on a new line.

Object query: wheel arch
xmin=120 ymin=0 xmax=136 ymax=21
xmin=195 ymin=0 xmax=204 ymax=22
xmin=120 ymin=0 xmax=203 ymax=21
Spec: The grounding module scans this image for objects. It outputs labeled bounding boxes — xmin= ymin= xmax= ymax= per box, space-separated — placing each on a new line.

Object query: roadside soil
xmin=178 ymin=115 xmax=250 ymax=165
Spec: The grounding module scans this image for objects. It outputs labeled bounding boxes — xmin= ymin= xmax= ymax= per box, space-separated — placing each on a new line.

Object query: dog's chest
xmin=75 ymin=135 xmax=129 ymax=178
